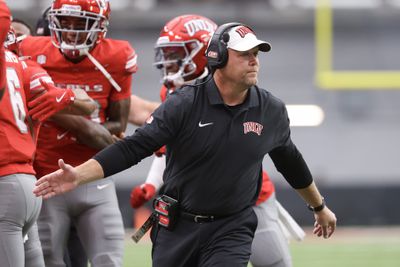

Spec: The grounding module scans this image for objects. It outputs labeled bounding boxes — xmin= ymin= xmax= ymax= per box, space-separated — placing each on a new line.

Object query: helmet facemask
xmin=4 ymin=29 xmax=26 ymax=54
xmin=154 ymin=39 xmax=203 ymax=88
xmin=49 ymin=8 xmax=108 ymax=59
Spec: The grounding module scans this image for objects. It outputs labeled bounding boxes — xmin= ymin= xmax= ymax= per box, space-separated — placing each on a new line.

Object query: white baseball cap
xmin=226 ymin=26 xmax=271 ymax=52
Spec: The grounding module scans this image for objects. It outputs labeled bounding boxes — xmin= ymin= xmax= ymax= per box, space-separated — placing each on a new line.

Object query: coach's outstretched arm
xmin=33 ymin=159 xmax=104 ymax=199
xmin=269 ymin=129 xmax=337 ymax=239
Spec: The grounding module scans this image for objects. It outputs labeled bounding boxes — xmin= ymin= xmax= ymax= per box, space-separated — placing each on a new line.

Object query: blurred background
xmin=9 ymin=0 xmax=400 ymax=228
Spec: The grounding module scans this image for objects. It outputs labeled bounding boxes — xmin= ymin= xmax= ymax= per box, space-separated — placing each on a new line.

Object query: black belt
xmin=180 ymin=211 xmax=227 ymax=223
xmin=180 ymin=206 xmax=251 ymax=224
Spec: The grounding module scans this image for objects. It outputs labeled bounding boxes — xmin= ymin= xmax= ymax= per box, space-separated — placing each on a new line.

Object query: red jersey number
xmin=6 ymin=67 xmax=28 ymax=133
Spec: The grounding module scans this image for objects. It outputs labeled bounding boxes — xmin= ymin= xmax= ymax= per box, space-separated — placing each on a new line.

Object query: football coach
xmin=34 ymin=22 xmax=337 ymax=267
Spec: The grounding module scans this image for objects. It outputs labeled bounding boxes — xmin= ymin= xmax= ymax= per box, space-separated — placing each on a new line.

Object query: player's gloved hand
xmin=28 ymin=79 xmax=75 ymax=122
xmin=154 ymin=145 xmax=166 ymax=157
xmin=130 ymin=183 xmax=156 ymax=209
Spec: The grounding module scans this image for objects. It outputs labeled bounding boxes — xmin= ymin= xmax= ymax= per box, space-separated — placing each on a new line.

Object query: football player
xmin=18 ymin=0 xmax=141 ymax=266
xmin=0 ymin=2 xmax=96 ymax=266
xmin=0 ymin=4 xmax=42 ymax=267
xmin=10 ymin=17 xmax=111 ymax=267
xmin=129 ymin=14 xmax=305 ymax=267
xmin=0 ymin=40 xmax=46 ymax=267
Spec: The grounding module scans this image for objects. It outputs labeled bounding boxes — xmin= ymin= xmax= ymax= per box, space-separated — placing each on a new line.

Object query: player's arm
xmin=104 ymin=42 xmax=140 ymax=133
xmin=51 ymin=114 xmax=114 ymax=150
xmin=28 ymin=80 xmax=96 ymax=122
xmin=57 ymin=88 xmax=96 ymax=116
xmin=103 ymin=97 xmax=130 ymax=136
xmin=22 ymin=59 xmax=97 ymax=121
xmin=128 ymin=94 xmax=160 ymax=126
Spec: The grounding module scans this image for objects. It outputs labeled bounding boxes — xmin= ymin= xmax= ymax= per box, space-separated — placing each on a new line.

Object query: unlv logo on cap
xmin=235 ymin=26 xmax=254 ymax=38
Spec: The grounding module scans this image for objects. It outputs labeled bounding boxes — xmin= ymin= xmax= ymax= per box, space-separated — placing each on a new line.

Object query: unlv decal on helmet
xmin=184 ymin=19 xmax=216 ymax=37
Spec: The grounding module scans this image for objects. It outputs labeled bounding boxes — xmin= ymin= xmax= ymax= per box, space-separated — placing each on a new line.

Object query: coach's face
xmin=222 ymin=47 xmax=260 ymax=89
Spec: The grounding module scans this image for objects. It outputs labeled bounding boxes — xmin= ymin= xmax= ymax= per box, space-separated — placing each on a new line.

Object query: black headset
xmin=206 ymin=22 xmax=253 ymax=70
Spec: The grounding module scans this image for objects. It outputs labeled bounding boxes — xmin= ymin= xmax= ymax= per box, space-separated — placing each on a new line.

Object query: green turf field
xmin=122 ymin=227 xmax=400 ymax=267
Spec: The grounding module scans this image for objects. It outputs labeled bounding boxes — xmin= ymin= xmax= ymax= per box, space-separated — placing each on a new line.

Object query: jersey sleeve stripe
xmin=30 ymin=75 xmax=52 ymax=92
xmin=125 ymin=54 xmax=137 ymax=70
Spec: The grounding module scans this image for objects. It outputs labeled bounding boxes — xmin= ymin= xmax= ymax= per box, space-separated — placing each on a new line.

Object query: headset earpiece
xmin=222 ymin=32 xmax=230 ymax=43
xmin=205 ymin=22 xmax=242 ymax=70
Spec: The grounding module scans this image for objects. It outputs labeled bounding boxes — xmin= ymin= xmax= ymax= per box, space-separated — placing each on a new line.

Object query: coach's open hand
xmin=33 ymin=158 xmax=105 ymax=199
xmin=33 ymin=159 xmax=79 ymax=199
xmin=313 ymin=207 xmax=337 ymax=239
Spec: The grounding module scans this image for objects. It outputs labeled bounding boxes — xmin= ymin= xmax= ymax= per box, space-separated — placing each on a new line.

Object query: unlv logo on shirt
xmin=243 ymin=122 xmax=263 ymax=136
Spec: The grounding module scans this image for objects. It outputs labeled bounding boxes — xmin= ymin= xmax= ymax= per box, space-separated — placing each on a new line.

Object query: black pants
xmin=151 ymin=206 xmax=258 ymax=267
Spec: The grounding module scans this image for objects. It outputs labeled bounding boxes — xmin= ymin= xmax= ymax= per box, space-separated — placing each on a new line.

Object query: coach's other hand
xmin=130 ymin=183 xmax=156 ymax=208
xmin=33 ymin=159 xmax=79 ymax=199
xmin=313 ymin=207 xmax=337 ymax=239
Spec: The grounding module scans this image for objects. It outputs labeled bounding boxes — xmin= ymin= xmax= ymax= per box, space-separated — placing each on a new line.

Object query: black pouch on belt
xmin=153 ymin=195 xmax=180 ymax=231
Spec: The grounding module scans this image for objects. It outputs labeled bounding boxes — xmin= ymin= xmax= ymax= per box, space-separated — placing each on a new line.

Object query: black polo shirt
xmin=94 ymin=77 xmax=313 ymax=215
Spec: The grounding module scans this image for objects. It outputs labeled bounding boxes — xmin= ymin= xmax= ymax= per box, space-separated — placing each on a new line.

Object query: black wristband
xmin=307 ymin=198 xmax=325 ymax=212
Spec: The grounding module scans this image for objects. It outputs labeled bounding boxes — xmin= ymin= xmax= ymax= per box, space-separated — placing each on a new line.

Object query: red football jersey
xmin=19 ymin=36 xmax=137 ymax=177
xmin=0 ymin=50 xmax=36 ymax=176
